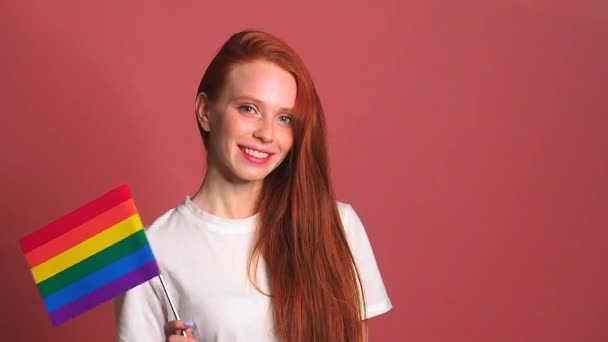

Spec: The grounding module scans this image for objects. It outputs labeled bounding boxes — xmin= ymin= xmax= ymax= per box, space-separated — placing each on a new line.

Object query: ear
xmin=195 ymin=92 xmax=212 ymax=133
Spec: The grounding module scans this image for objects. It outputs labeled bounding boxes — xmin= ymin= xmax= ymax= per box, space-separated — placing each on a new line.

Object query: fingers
xmin=164 ymin=320 xmax=195 ymax=338
xmin=167 ymin=332 xmax=195 ymax=342
xmin=184 ymin=328 xmax=194 ymax=340
xmin=166 ymin=331 xmax=195 ymax=342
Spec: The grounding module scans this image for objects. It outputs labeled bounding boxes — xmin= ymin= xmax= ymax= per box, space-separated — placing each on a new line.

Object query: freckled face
xmin=197 ymin=60 xmax=296 ymax=184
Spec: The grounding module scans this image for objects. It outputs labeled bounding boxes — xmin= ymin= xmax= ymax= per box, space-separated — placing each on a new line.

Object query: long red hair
xmin=196 ymin=30 xmax=366 ymax=342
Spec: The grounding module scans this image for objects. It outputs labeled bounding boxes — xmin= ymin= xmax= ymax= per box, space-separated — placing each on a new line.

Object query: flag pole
xmin=158 ymin=274 xmax=188 ymax=337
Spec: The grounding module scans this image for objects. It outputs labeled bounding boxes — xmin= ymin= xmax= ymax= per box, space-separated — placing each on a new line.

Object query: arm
xmin=341 ymin=203 xmax=393 ymax=319
xmin=114 ymin=277 xmax=167 ymax=341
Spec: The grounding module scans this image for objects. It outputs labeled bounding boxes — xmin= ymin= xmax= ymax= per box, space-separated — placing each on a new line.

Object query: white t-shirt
xmin=114 ymin=197 xmax=392 ymax=341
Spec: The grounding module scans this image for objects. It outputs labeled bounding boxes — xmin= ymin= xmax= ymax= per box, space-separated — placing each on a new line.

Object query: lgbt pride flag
xmin=18 ymin=185 xmax=160 ymax=326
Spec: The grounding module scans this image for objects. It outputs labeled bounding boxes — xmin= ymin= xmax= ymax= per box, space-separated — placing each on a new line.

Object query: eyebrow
xmin=231 ymin=95 xmax=294 ymax=113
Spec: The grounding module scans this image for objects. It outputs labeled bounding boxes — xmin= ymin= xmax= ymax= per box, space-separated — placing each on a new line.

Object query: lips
xmin=238 ymin=145 xmax=275 ymax=161
xmin=242 ymin=147 xmax=269 ymax=158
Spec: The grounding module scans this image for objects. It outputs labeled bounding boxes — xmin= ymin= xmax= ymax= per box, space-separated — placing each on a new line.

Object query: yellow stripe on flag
xmin=31 ymin=214 xmax=144 ymax=283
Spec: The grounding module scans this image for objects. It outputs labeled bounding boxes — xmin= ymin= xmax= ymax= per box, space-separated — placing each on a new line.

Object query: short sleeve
xmin=340 ymin=203 xmax=393 ymax=319
xmin=114 ymin=277 xmax=167 ymax=342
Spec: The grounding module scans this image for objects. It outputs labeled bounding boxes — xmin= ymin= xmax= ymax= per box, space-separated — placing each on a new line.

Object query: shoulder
xmin=335 ymin=201 xmax=393 ymax=319
xmin=336 ymin=200 xmax=355 ymax=218
xmin=335 ymin=200 xmax=371 ymax=250
xmin=144 ymin=206 xmax=180 ymax=235
xmin=141 ymin=202 xmax=196 ymax=261
xmin=336 ymin=201 xmax=366 ymax=238
xmin=143 ymin=206 xmax=181 ymax=244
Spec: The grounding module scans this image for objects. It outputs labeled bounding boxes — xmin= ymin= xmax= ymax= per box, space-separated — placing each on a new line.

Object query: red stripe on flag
xmin=25 ymin=198 xmax=138 ymax=268
xmin=19 ymin=185 xmax=133 ymax=254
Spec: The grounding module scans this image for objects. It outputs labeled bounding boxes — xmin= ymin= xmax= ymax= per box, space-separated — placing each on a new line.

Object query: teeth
xmin=243 ymin=147 xmax=269 ymax=159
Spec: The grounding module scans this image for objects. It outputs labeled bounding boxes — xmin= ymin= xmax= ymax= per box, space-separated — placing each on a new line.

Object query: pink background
xmin=1 ymin=1 xmax=606 ymax=341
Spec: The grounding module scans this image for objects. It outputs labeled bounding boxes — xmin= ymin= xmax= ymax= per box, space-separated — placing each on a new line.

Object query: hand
xmin=164 ymin=320 xmax=197 ymax=342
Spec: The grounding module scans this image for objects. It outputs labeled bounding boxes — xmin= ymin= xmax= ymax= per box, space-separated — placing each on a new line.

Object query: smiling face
xmin=196 ymin=59 xmax=297 ymax=185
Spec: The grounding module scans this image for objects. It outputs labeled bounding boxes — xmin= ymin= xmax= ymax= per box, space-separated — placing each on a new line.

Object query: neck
xmin=190 ymin=162 xmax=262 ymax=219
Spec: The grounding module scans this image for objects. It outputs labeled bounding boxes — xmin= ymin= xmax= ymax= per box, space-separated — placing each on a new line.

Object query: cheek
xmin=277 ymin=129 xmax=294 ymax=152
xmin=234 ymin=120 xmax=256 ymax=137
xmin=218 ymin=112 xmax=249 ymax=142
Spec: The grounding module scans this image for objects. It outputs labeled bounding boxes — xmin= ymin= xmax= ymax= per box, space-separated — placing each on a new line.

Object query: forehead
xmin=222 ymin=60 xmax=297 ymax=109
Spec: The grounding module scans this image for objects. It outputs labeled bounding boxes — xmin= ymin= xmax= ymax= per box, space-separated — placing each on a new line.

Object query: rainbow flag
xmin=19 ymin=185 xmax=160 ymax=326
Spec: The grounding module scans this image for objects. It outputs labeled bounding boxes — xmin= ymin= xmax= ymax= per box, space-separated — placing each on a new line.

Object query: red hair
xmin=196 ymin=30 xmax=366 ymax=342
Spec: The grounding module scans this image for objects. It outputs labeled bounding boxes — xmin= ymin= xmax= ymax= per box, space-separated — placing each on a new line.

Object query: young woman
xmin=115 ymin=29 xmax=392 ymax=342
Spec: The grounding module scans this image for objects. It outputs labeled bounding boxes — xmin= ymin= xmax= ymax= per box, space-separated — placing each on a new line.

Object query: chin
xmin=233 ymin=169 xmax=273 ymax=183
xmin=232 ymin=159 xmax=283 ymax=182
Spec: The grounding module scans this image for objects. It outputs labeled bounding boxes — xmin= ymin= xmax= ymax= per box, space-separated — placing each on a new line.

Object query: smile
xmin=238 ymin=145 xmax=273 ymax=161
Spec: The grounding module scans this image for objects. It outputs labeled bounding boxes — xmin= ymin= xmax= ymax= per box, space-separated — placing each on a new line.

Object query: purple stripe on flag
xmin=49 ymin=260 xmax=160 ymax=326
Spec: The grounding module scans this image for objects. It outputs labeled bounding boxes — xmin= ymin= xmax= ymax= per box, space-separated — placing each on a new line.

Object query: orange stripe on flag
xmin=19 ymin=185 xmax=132 ymax=254
xmin=25 ymin=199 xmax=137 ymax=268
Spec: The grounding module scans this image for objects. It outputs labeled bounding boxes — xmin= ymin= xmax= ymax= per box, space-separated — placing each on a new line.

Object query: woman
xmin=115 ymin=29 xmax=392 ymax=342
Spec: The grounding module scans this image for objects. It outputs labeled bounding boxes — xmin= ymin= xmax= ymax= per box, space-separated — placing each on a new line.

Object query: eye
xmin=278 ymin=115 xmax=292 ymax=125
xmin=238 ymin=105 xmax=257 ymax=114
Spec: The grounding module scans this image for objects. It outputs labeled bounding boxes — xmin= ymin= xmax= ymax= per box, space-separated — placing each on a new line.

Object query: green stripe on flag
xmin=37 ymin=230 xmax=150 ymax=298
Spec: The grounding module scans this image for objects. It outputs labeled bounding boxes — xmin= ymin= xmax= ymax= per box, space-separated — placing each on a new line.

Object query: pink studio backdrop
xmin=1 ymin=1 xmax=606 ymax=341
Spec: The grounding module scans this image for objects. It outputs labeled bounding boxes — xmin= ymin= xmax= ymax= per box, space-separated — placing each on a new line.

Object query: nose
xmin=253 ymin=117 xmax=274 ymax=143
